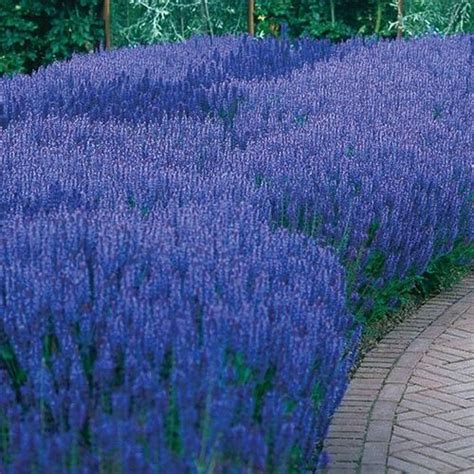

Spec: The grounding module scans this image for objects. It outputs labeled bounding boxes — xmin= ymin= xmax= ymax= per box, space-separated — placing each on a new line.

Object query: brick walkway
xmin=324 ymin=274 xmax=474 ymax=473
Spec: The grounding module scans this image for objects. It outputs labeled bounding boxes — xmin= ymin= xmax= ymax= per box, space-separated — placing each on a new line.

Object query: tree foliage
xmin=0 ymin=0 xmax=102 ymax=75
xmin=110 ymin=0 xmax=473 ymax=45
xmin=0 ymin=0 xmax=473 ymax=75
xmin=110 ymin=0 xmax=247 ymax=46
xmin=390 ymin=0 xmax=473 ymax=36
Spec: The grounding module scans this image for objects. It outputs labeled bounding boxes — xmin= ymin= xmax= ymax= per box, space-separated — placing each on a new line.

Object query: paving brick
xmin=422 ymin=350 xmax=462 ymax=363
xmin=387 ymin=456 xmax=435 ymax=474
xmin=420 ymin=326 xmax=446 ymax=338
xmin=337 ymin=405 xmax=371 ymax=414
xmin=392 ymin=450 xmax=460 ymax=472
xmin=438 ymin=406 xmax=474 ymax=421
xmin=375 ymin=343 xmax=407 ymax=351
xmin=378 ymin=384 xmax=405 ymax=402
xmin=386 ymin=367 xmax=412 ymax=384
xmin=443 ymin=327 xmax=474 ymax=339
xmin=370 ymin=401 xmax=397 ymax=421
xmin=366 ymin=420 xmax=392 ymax=442
xmin=343 ymin=394 xmax=378 ymax=402
xmin=325 ymin=439 xmax=364 ymax=448
xmin=415 ymin=416 xmax=473 ymax=437
xmin=325 ymin=446 xmax=361 ymax=456
xmin=390 ymin=435 xmax=406 ymax=444
xmin=409 ymin=376 xmax=445 ymax=389
xmin=361 ymin=441 xmax=388 ymax=465
xmin=432 ymin=344 xmax=472 ymax=359
xmin=369 ymin=349 xmax=402 ymax=357
xmin=452 ymin=417 xmax=474 ymax=427
xmin=439 ymin=381 xmax=474 ymax=394
xmin=396 ymin=351 xmax=424 ymax=368
xmin=364 ymin=351 xmax=400 ymax=365
xmin=452 ymin=445 xmax=474 ymax=457
xmin=359 ymin=465 xmax=386 ymax=474
xmin=395 ymin=410 xmax=425 ymax=421
xmin=432 ymin=436 xmax=474 ymax=452
xmin=404 ymin=384 xmax=425 ymax=394
xmin=447 ymin=302 xmax=471 ymax=315
xmin=388 ymin=330 xmax=421 ymax=339
xmin=330 ymin=413 xmax=369 ymax=425
xmin=356 ymin=368 xmax=391 ymax=377
xmin=345 ymin=388 xmax=381 ymax=396
xmin=404 ymin=392 xmax=465 ymax=412
xmin=415 ymin=366 xmax=472 ymax=383
xmin=417 ymin=446 xmax=474 ymax=470
xmin=326 ymin=462 xmax=359 ymax=473
xmin=396 ymin=419 xmax=459 ymax=441
xmin=397 ymin=399 xmax=440 ymax=415
xmin=386 ymin=468 xmax=404 ymax=474
xmin=326 ymin=431 xmax=366 ymax=440
xmin=413 ymin=389 xmax=473 ymax=408
xmin=389 ymin=440 xmax=423 ymax=453
xmin=329 ymin=450 xmax=362 ymax=463
xmin=329 ymin=423 xmax=367 ymax=432
xmin=405 ymin=338 xmax=433 ymax=352
xmin=392 ymin=425 xmax=441 ymax=445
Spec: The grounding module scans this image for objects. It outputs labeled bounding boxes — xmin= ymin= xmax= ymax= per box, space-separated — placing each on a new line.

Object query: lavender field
xmin=0 ymin=35 xmax=472 ymax=472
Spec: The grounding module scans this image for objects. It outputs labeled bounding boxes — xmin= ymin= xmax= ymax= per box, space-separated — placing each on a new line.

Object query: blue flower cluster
xmin=0 ymin=34 xmax=472 ymax=472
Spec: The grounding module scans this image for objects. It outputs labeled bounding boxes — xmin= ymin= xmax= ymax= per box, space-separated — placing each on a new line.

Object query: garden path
xmin=324 ymin=274 xmax=474 ymax=473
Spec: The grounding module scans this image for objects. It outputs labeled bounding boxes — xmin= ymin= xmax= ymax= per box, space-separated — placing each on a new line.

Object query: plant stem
xmin=330 ymin=0 xmax=336 ymax=26
xmin=375 ymin=0 xmax=383 ymax=33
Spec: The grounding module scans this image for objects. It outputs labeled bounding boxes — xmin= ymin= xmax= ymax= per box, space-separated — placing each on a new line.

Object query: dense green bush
xmin=0 ymin=0 xmax=102 ymax=75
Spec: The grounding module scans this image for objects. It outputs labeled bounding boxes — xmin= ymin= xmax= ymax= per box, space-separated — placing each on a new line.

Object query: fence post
xmin=248 ymin=0 xmax=255 ymax=36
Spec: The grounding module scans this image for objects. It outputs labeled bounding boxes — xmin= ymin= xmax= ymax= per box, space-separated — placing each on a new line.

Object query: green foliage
xmin=414 ymin=240 xmax=473 ymax=297
xmin=253 ymin=365 xmax=276 ymax=423
xmin=2 ymin=0 xmax=473 ymax=75
xmin=165 ymin=387 xmax=183 ymax=455
xmin=311 ymin=381 xmax=326 ymax=409
xmin=231 ymin=352 xmax=253 ymax=384
xmin=0 ymin=2 xmax=38 ymax=74
xmin=44 ymin=6 xmax=100 ymax=63
xmin=390 ymin=0 xmax=473 ymax=36
xmin=0 ymin=415 xmax=10 ymax=465
xmin=365 ymin=250 xmax=386 ymax=279
xmin=0 ymin=0 xmax=102 ymax=75
xmin=0 ymin=339 xmax=27 ymax=398
xmin=42 ymin=330 xmax=60 ymax=368
xmin=255 ymin=0 xmax=397 ymax=40
xmin=287 ymin=445 xmax=304 ymax=473
xmin=355 ymin=240 xmax=473 ymax=325
xmin=111 ymin=0 xmax=247 ymax=46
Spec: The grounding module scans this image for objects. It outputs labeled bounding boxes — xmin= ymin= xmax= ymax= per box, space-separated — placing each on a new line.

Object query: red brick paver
xmin=324 ymin=274 xmax=474 ymax=473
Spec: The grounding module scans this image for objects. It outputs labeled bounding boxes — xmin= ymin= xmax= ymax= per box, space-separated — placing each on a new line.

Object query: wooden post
xmin=247 ymin=0 xmax=255 ymax=36
xmin=103 ymin=0 xmax=112 ymax=49
xmin=397 ymin=0 xmax=404 ymax=39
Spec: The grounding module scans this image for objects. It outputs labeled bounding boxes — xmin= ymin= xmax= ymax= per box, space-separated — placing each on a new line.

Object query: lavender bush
xmin=0 ymin=34 xmax=472 ymax=472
